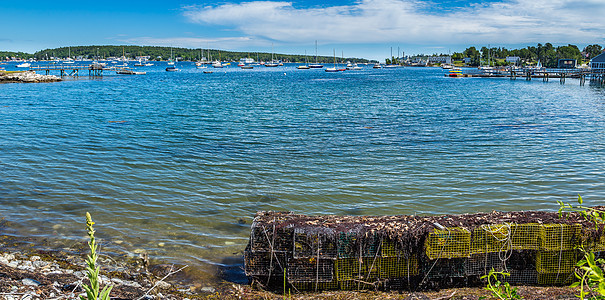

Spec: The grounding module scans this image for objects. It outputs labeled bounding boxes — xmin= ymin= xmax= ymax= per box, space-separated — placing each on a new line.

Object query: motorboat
xmin=16 ymin=62 xmax=31 ymax=68
xmin=166 ymin=66 xmax=178 ymax=72
xmin=116 ymin=68 xmax=146 ymax=75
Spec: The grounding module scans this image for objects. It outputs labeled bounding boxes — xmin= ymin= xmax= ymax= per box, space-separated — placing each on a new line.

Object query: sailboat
xmin=166 ymin=48 xmax=178 ymax=71
xmin=212 ymin=50 xmax=223 ymax=68
xmin=325 ymin=49 xmax=338 ymax=72
xmin=297 ymin=50 xmax=310 ymax=69
xmin=64 ymin=47 xmax=74 ymax=64
xmin=195 ymin=48 xmax=204 ymax=67
xmin=309 ymin=41 xmax=323 ymax=68
xmin=197 ymin=48 xmax=209 ymax=69
xmin=265 ymin=44 xmax=279 ymax=67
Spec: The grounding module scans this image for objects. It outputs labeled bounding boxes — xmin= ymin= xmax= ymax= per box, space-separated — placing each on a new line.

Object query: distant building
xmin=505 ymin=56 xmax=520 ymax=64
xmin=428 ymin=56 xmax=452 ymax=65
xmin=463 ymin=57 xmax=472 ymax=64
xmin=557 ymin=59 xmax=577 ymax=69
xmin=590 ymin=52 xmax=605 ymax=74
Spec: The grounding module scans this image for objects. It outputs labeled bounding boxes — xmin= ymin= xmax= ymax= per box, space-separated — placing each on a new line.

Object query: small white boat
xmin=116 ymin=68 xmax=146 ymax=75
xmin=16 ymin=62 xmax=31 ymax=68
xmin=346 ymin=63 xmax=362 ymax=70
xmin=144 ymin=63 xmax=154 ymax=66
xmin=203 ymin=70 xmax=213 ymax=74
xmin=241 ymin=65 xmax=254 ymax=69
xmin=212 ymin=61 xmax=223 ymax=68
xmin=373 ymin=63 xmax=382 ymax=69
xmin=165 ymin=66 xmax=178 ymax=72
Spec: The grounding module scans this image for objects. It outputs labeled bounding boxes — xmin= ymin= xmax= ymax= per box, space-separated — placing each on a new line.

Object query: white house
xmin=505 ymin=56 xmax=520 ymax=64
xmin=591 ymin=52 xmax=605 ymax=74
xmin=428 ymin=56 xmax=452 ymax=65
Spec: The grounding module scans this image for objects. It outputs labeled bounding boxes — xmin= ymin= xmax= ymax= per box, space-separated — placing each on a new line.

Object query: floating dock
xmin=245 ymin=209 xmax=602 ymax=292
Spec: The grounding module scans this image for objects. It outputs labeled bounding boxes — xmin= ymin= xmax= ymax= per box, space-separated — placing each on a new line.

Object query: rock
xmin=30 ymin=255 xmax=41 ymax=261
xmin=156 ymin=281 xmax=171 ymax=289
xmin=200 ymin=287 xmax=216 ymax=293
xmin=0 ymin=71 xmax=61 ymax=83
xmin=32 ymin=260 xmax=49 ymax=268
xmin=22 ymin=278 xmax=41 ymax=286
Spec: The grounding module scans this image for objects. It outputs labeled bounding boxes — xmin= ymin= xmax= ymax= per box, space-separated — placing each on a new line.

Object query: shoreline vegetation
xmin=1 ymin=43 xmax=602 ymax=67
xmin=0 ymin=46 xmax=372 ymax=64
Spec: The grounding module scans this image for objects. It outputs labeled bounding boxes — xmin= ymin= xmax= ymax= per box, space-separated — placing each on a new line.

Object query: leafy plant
xmin=81 ymin=212 xmax=112 ymax=300
xmin=480 ymin=268 xmax=522 ymax=300
xmin=558 ymin=195 xmax=605 ymax=231
xmin=572 ymin=247 xmax=605 ymax=299
xmin=558 ymin=195 xmax=605 ymax=299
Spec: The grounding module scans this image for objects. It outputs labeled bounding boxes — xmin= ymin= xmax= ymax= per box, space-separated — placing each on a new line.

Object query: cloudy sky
xmin=1 ymin=0 xmax=604 ymax=60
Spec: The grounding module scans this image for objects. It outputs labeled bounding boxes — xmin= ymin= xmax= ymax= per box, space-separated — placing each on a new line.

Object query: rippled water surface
xmin=1 ymin=63 xmax=603 ymax=280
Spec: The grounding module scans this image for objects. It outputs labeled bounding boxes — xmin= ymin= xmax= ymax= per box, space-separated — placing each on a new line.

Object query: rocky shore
xmin=0 ymin=247 xmax=581 ymax=300
xmin=0 ymin=71 xmax=61 ymax=83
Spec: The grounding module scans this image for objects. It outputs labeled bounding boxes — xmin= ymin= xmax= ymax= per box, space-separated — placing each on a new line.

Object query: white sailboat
xmin=265 ymin=44 xmax=279 ymax=67
xmin=166 ymin=48 xmax=178 ymax=71
xmin=297 ymin=50 xmax=310 ymax=69
xmin=325 ymin=49 xmax=338 ymax=72
xmin=309 ymin=40 xmax=323 ymax=68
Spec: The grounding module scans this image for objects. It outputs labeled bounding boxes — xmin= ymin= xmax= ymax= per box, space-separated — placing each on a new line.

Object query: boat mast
xmin=315 ymin=40 xmax=318 ymax=64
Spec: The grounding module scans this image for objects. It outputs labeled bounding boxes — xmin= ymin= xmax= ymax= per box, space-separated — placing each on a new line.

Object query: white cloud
xmin=183 ymin=0 xmax=605 ymax=45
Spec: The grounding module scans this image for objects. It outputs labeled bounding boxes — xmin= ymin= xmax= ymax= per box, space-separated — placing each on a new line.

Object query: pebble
xmin=158 ymin=242 xmax=165 ymax=247
xmin=52 ymin=224 xmax=63 ymax=230
xmin=22 ymin=278 xmax=41 ymax=286
xmin=200 ymin=286 xmax=216 ymax=293
xmin=113 ymin=240 xmax=124 ymax=245
xmin=30 ymin=256 xmax=40 ymax=261
xmin=224 ymin=241 xmax=235 ymax=245
xmin=133 ymin=248 xmax=146 ymax=254
xmin=156 ymin=281 xmax=171 ymax=289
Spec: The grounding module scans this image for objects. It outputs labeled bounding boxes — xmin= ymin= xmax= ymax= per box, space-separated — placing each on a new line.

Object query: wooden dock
xmin=452 ymin=67 xmax=602 ymax=86
xmin=29 ymin=64 xmax=104 ymax=77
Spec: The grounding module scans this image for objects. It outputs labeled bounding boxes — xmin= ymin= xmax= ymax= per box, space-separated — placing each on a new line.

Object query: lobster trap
xmin=244 ymin=210 xmax=601 ymax=292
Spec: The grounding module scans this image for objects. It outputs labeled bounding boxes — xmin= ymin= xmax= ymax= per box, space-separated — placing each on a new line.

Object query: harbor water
xmin=0 ymin=63 xmax=603 ymax=281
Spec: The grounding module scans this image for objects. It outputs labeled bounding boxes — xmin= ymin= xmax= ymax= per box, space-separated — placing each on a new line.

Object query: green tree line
xmin=451 ymin=43 xmax=603 ymax=67
xmin=2 ymin=45 xmax=370 ymax=63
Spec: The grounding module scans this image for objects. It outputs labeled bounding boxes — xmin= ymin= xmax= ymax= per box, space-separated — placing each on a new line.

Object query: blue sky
xmin=1 ymin=0 xmax=604 ymax=61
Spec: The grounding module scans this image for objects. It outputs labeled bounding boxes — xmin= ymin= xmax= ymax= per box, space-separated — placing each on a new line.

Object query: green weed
xmin=80 ymin=212 xmax=113 ymax=300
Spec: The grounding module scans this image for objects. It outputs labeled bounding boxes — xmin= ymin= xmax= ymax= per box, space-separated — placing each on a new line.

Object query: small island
xmin=0 ymin=70 xmax=62 ymax=83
